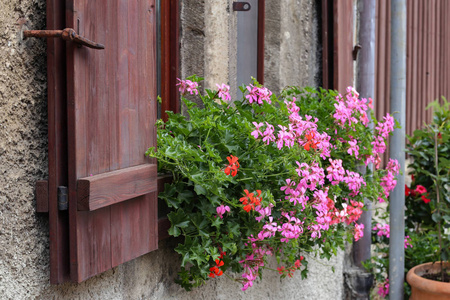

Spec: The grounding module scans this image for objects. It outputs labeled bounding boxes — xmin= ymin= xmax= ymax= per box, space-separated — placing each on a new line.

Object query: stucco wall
xmin=0 ymin=1 xmax=344 ymax=299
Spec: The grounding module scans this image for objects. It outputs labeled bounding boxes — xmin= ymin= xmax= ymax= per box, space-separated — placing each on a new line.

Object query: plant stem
xmin=434 ymin=130 xmax=444 ymax=280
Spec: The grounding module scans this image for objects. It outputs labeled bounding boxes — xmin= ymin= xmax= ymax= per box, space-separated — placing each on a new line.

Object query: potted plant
xmin=367 ymin=98 xmax=450 ymax=299
xmin=147 ymin=76 xmax=399 ymax=291
xmin=405 ymin=98 xmax=450 ymax=299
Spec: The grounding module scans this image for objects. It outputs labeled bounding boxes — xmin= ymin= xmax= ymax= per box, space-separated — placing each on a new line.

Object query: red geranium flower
xmin=405 ymin=185 xmax=411 ymax=196
xmin=239 ymin=189 xmax=262 ymax=212
xmin=209 ymin=259 xmax=225 ymax=278
xmin=415 ymin=185 xmax=427 ymax=194
xmin=224 ymin=155 xmax=240 ymax=177
xmin=294 ymin=257 xmax=304 ymax=268
xmin=303 ymin=132 xmax=318 ymax=151
xmin=215 ymin=259 xmax=224 ymax=267
xmin=421 ymin=195 xmax=431 ymax=204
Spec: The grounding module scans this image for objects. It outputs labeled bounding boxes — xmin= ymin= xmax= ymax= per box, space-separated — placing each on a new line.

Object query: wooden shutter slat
xmin=111 ymin=193 xmax=157 ymax=267
xmin=46 ymin=0 xmax=71 ymax=284
xmin=77 ymin=164 xmax=157 ymax=211
xmin=75 ymin=209 xmax=111 ymax=282
xmin=35 ymin=180 xmax=49 ymax=213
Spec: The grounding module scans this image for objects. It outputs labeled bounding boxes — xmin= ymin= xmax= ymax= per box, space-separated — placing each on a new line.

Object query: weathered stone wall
xmin=0 ymin=1 xmax=344 ymax=299
xmin=264 ymin=0 xmax=322 ymax=94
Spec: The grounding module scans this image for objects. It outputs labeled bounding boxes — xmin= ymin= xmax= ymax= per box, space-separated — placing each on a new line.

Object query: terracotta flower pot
xmin=406 ymin=262 xmax=450 ymax=300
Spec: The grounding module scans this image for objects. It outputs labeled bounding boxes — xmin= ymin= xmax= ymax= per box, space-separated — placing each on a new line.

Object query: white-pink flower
xmin=354 ymin=223 xmax=364 ymax=241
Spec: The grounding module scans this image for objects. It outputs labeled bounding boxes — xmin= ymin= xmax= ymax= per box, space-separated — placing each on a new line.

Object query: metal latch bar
xmin=23 ymin=28 xmax=105 ymax=50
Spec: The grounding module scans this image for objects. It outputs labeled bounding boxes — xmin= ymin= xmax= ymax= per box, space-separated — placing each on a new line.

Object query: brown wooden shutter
xmin=332 ymin=0 xmax=354 ymax=93
xmin=43 ymin=0 xmax=158 ymax=283
xmin=321 ymin=0 xmax=354 ymax=92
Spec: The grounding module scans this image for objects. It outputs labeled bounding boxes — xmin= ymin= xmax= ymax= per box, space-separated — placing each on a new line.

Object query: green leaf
xmin=181 ymin=252 xmax=192 ymax=267
xmin=432 ymin=212 xmax=442 ymax=223
xmin=190 ymin=250 xmax=206 ymax=266
xmin=439 ymin=157 xmax=450 ymax=167
xmin=211 ymin=216 xmax=223 ymax=228
xmin=194 ymin=184 xmax=207 ymax=195
xmin=168 ymin=225 xmax=180 ymax=237
xmin=168 ymin=210 xmax=190 ymax=237
xmin=182 ymin=98 xmax=198 ymax=109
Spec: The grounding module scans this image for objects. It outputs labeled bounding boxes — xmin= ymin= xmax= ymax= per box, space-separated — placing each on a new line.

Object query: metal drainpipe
xmin=348 ymin=1 xmax=376 ymax=299
xmin=389 ymin=0 xmax=407 ymax=299
xmin=354 ymin=0 xmax=375 ymax=268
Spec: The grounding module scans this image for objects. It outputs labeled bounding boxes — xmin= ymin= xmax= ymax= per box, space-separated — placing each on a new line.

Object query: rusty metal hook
xmin=23 ymin=28 xmax=105 ymax=50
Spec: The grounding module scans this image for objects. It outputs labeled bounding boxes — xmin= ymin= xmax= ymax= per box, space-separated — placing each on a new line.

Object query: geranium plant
xmin=407 ymin=99 xmax=450 ymax=264
xmin=367 ymin=98 xmax=450 ymax=298
xmin=146 ymin=76 xmax=398 ymax=291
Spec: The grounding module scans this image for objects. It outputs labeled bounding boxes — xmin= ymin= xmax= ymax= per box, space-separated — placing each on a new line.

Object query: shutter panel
xmin=333 ymin=0 xmax=354 ymax=92
xmin=321 ymin=0 xmax=354 ymax=91
xmin=65 ymin=0 xmax=158 ymax=282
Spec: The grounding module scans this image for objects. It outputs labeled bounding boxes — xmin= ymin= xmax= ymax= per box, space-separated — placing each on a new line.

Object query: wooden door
xmin=45 ymin=0 xmax=158 ymax=283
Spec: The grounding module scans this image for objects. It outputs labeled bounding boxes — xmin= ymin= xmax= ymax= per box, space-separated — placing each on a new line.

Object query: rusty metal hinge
xmin=57 ymin=186 xmax=68 ymax=211
xmin=23 ymin=28 xmax=105 ymax=50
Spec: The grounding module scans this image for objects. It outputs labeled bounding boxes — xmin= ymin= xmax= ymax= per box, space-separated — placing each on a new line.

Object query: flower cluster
xmin=333 ymin=86 xmax=369 ymax=127
xmin=277 ymin=257 xmax=304 ymax=278
xmin=372 ymin=223 xmax=412 ymax=249
xmin=404 ymin=236 xmax=412 ymax=249
xmin=176 ymin=78 xmax=199 ymax=95
xmin=239 ymin=190 xmax=262 ymax=212
xmin=209 ymin=251 xmax=226 ymax=278
xmin=216 ymin=83 xmax=231 ymax=102
xmin=151 ymin=78 xmax=399 ymax=292
xmin=378 ymin=158 xmax=401 ymax=202
xmin=373 ymin=223 xmax=390 ymax=238
xmin=405 ymin=184 xmax=430 ymax=203
xmin=371 ymin=113 xmax=394 ymax=155
xmin=239 ymin=243 xmax=273 ymax=291
xmin=378 ymin=279 xmax=389 ymax=298
xmin=246 ymin=84 xmax=272 ymax=104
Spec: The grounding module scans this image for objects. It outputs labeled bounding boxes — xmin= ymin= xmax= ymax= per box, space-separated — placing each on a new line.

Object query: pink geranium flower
xmin=216 ymin=205 xmax=230 ymax=219
xmin=177 ymin=78 xmax=199 ymax=95
xmin=216 ymin=83 xmax=231 ymax=102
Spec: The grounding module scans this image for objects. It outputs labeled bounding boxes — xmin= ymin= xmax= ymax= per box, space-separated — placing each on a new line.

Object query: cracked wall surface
xmin=0 ymin=1 xmax=344 ymax=299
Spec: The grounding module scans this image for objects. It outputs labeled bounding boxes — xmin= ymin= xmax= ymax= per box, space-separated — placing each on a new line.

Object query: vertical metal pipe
xmin=344 ymin=2 xmax=376 ymax=299
xmin=389 ymin=0 xmax=406 ymax=299
xmin=354 ymin=0 xmax=376 ymax=270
